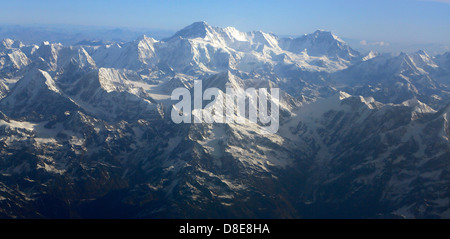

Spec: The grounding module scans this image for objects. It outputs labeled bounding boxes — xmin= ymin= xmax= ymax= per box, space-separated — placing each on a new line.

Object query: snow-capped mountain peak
xmin=167 ymin=21 xmax=216 ymax=40
xmin=311 ymin=29 xmax=341 ymax=42
xmin=279 ymin=30 xmax=360 ymax=62
xmin=362 ymin=51 xmax=378 ymax=61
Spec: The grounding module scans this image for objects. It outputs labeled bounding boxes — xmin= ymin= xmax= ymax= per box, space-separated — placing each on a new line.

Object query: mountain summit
xmin=168 ymin=21 xmax=214 ymax=40
xmin=158 ymin=22 xmax=362 ymax=73
xmin=279 ymin=30 xmax=360 ymax=61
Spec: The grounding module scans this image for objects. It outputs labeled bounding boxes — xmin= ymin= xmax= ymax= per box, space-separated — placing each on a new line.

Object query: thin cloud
xmin=360 ymin=40 xmax=390 ymax=47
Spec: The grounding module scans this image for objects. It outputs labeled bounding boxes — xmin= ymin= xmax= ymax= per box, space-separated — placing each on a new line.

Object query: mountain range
xmin=0 ymin=21 xmax=449 ymax=218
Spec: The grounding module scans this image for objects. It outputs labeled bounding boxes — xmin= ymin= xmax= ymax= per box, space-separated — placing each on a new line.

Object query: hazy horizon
xmin=1 ymin=0 xmax=449 ymax=43
xmin=1 ymin=0 xmax=449 ymax=54
xmin=0 ymin=21 xmax=448 ymax=55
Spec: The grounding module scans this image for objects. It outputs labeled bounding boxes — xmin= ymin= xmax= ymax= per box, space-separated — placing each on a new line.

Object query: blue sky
xmin=0 ymin=0 xmax=449 ymax=45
